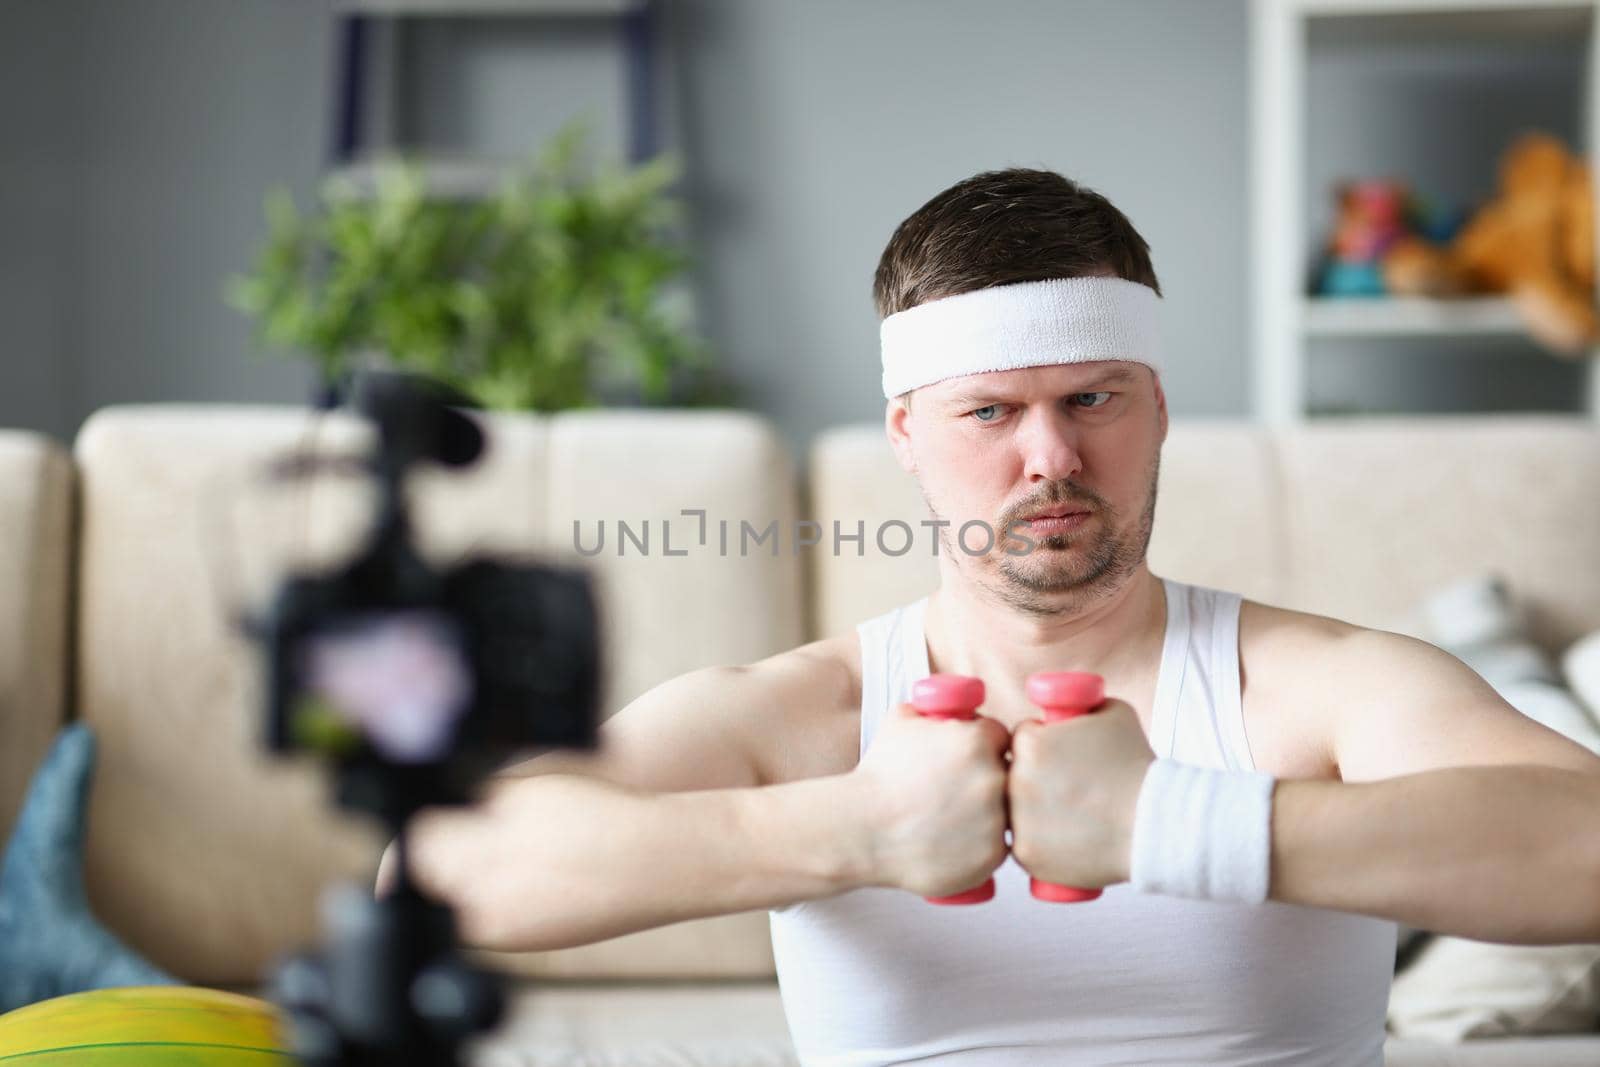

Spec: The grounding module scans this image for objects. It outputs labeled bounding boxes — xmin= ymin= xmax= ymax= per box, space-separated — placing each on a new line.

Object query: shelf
xmin=1252 ymin=0 xmax=1600 ymax=420
xmin=333 ymin=0 xmax=640 ymax=14
xmin=324 ymin=156 xmax=514 ymax=201
xmin=1302 ymin=296 xmax=1529 ymax=337
xmin=1302 ymin=1 xmax=1591 ymax=45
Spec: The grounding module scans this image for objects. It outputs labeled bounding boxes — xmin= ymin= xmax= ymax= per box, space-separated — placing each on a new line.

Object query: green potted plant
xmin=227 ymin=126 xmax=733 ymax=412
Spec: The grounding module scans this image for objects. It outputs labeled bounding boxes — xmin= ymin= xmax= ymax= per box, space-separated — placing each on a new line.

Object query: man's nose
xmin=1019 ymin=408 xmax=1085 ymax=483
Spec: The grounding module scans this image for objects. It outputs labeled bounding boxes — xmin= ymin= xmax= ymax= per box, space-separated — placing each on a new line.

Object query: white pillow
xmin=1405 ymin=574 xmax=1600 ymax=751
xmin=1388 ymin=940 xmax=1600 ymax=1041
xmin=1564 ymin=629 xmax=1600 ymax=724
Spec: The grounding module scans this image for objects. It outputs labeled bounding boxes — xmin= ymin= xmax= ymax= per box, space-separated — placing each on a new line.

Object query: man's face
xmin=886 ymin=361 xmax=1168 ymax=617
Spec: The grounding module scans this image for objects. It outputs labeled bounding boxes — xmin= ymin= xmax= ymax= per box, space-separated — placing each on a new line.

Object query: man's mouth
xmin=1024 ymin=506 xmax=1090 ymax=521
xmin=1020 ymin=507 xmax=1092 ymax=535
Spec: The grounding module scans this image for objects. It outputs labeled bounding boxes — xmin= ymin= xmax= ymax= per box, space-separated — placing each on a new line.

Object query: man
xmin=390 ymin=168 xmax=1600 ymax=1065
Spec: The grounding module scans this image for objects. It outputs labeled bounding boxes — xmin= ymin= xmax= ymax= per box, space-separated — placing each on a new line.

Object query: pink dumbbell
xmin=1024 ymin=671 xmax=1107 ymax=904
xmin=909 ymin=673 xmax=996 ymax=906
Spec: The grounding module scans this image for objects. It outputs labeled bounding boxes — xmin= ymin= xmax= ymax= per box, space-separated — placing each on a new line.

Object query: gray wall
xmin=671 ymin=0 xmax=1251 ymax=446
xmin=1 ymin=0 xmax=330 ymax=441
xmin=2 ymin=0 xmax=1252 ymax=445
xmin=0 ymin=3 xmax=84 ymax=440
xmin=75 ymin=0 xmax=330 ymax=420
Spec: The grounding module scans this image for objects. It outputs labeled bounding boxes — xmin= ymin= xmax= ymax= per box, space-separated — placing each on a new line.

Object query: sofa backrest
xmin=71 ymin=405 xmax=801 ymax=985
xmin=808 ymin=416 xmax=1600 ymax=651
xmin=27 ymin=407 xmax=1600 ymax=989
xmin=0 ymin=432 xmax=73 ymax=846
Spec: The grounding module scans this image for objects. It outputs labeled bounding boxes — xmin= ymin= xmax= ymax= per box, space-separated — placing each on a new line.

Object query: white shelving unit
xmin=1303 ymin=294 xmax=1527 ymax=335
xmin=1251 ymin=0 xmax=1600 ymax=421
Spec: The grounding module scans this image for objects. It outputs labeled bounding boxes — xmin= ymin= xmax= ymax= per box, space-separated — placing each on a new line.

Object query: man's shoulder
xmin=747 ymin=632 xmax=863 ymax=718
xmin=1238 ymin=596 xmax=1429 ymax=670
xmin=730 ymin=633 xmax=863 ymax=784
xmin=1236 ymin=596 xmax=1460 ymax=776
xmin=1238 ymin=597 xmax=1360 ymax=660
xmin=1236 ymin=598 xmax=1355 ymax=738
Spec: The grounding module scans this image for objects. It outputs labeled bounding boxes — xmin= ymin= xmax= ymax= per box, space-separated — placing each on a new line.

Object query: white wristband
xmin=1129 ymin=758 xmax=1277 ymax=904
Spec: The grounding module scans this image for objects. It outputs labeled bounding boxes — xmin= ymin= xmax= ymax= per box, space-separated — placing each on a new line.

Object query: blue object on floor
xmin=0 ymin=724 xmax=175 ymax=1014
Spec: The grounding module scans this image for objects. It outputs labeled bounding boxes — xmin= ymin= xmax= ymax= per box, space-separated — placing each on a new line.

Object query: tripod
xmin=272 ymin=822 xmax=504 ymax=1067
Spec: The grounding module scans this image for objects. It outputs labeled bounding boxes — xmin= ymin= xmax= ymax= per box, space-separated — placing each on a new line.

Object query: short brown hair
xmin=872 ymin=168 xmax=1161 ymax=320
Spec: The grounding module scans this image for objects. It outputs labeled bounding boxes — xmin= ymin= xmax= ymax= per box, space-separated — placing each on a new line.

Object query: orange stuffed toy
xmin=1383 ymin=131 xmax=1598 ymax=357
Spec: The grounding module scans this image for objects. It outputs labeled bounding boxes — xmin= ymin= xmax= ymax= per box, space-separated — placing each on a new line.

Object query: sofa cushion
xmin=807 ymin=416 xmax=1600 ymax=645
xmin=1276 ymin=416 xmax=1600 ymax=648
xmin=472 ymin=981 xmax=797 ymax=1067
xmin=805 ymin=425 xmax=938 ymax=639
xmin=1145 ymin=420 xmax=1288 ymax=606
xmin=0 ymin=432 xmax=72 ymax=848
xmin=71 ymin=406 xmax=800 ymax=985
xmin=1383 ymin=1035 xmax=1600 ymax=1066
xmin=0 ymin=723 xmax=178 ymax=1012
xmin=462 ymin=980 xmax=1600 ymax=1067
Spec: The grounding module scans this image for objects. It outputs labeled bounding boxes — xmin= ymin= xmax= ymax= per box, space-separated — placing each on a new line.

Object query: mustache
xmin=1003 ymin=483 xmax=1102 ymax=524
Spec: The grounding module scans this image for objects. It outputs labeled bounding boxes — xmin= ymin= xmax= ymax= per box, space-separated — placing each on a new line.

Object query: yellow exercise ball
xmin=0 ymin=985 xmax=292 ymax=1064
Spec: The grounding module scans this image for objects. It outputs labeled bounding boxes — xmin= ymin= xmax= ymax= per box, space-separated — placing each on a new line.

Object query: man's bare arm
xmin=1273 ymin=627 xmax=1600 ymax=943
xmin=1271 ymin=765 xmax=1600 ymax=944
xmin=487 ymin=641 xmax=857 ymax=794
xmin=378 ymin=645 xmax=868 ymax=952
xmin=401 ymin=770 xmax=874 ymax=952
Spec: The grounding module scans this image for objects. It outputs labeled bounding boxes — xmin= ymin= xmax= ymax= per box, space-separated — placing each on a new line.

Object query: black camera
xmin=255 ymin=372 xmax=603 ymax=1067
xmin=262 ymin=372 xmax=601 ymax=821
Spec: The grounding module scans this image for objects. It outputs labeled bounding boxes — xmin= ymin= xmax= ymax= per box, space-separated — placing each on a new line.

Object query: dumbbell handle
xmin=910 ymin=674 xmax=995 ymax=906
xmin=1026 ymin=672 xmax=1106 ymax=904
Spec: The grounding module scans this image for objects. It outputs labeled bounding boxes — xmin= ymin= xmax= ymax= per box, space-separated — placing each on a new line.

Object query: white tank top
xmin=768 ymin=577 xmax=1396 ymax=1066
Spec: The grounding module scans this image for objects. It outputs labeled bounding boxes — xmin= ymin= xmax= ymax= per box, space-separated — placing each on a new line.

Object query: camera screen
xmin=293 ymin=611 xmax=474 ymax=764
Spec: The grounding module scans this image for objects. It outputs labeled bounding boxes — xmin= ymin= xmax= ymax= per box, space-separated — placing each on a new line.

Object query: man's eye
xmin=970 ymin=405 xmax=1003 ymax=422
xmin=1074 ymin=392 xmax=1113 ymax=409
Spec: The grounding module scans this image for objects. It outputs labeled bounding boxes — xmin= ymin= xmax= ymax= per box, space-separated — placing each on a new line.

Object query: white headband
xmin=879 ymin=276 xmax=1163 ymax=399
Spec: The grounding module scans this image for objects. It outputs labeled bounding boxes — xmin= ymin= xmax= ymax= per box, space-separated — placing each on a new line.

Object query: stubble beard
xmin=929 ymin=450 xmax=1161 ymax=619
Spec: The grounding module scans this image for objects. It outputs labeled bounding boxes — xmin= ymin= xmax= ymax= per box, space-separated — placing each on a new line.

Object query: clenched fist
xmin=848 ymin=701 xmax=1012 ymax=897
xmin=1007 ymin=698 xmax=1154 ymax=890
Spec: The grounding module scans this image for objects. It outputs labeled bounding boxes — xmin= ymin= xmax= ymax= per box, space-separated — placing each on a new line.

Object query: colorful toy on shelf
xmin=1318 ymin=179 xmax=1409 ymax=297
xmin=1450 ymin=131 xmax=1598 ymax=356
xmin=1318 ymin=131 xmax=1598 ymax=357
xmin=1316 ymin=180 xmax=1471 ymax=298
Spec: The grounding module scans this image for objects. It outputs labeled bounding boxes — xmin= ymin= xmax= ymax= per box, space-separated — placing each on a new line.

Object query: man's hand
xmin=1007 ymin=699 xmax=1154 ymax=889
xmin=849 ymin=701 xmax=1012 ymax=897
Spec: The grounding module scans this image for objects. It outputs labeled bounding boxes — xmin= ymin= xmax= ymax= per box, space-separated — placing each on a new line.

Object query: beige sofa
xmin=2 ymin=405 xmax=1599 ymax=1066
